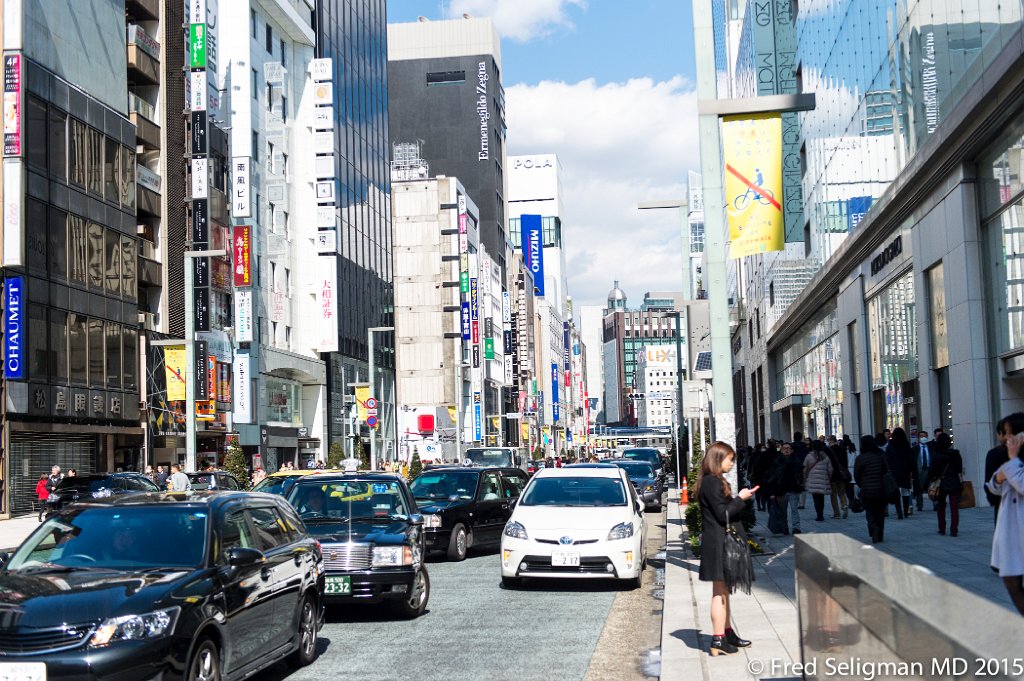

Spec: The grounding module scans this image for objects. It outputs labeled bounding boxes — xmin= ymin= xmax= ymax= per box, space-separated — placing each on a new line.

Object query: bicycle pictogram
xmin=732 ymin=167 xmax=776 ymax=211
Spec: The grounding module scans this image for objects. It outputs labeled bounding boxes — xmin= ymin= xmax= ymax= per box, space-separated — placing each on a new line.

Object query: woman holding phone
xmin=695 ymin=441 xmax=758 ymax=656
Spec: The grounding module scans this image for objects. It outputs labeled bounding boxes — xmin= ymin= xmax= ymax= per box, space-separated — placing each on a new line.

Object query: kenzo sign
xmin=871 ymin=235 xmax=902 ymax=276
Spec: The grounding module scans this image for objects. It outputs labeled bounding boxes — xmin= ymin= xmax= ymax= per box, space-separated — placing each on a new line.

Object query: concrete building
xmin=579 ymin=304 xmax=605 ymax=425
xmin=635 ymin=345 xmax=679 ymax=429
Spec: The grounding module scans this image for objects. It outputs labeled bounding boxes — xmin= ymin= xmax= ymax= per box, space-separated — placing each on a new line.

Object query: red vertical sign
xmin=233 ymin=226 xmax=251 ymax=286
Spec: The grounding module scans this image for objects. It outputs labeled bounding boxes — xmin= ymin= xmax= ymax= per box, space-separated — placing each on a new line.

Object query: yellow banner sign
xmin=165 ymin=346 xmax=187 ymax=401
xmin=723 ymin=113 xmax=784 ymax=259
xmin=355 ymin=385 xmax=370 ymax=423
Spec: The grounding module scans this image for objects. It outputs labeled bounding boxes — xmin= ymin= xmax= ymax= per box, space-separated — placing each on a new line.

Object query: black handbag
xmin=722 ymin=511 xmax=754 ymax=595
xmin=849 ymin=495 xmax=864 ymax=513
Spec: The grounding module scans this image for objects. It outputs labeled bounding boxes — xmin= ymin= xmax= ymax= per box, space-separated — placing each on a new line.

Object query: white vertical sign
xmin=191 ymin=157 xmax=208 ymax=199
xmin=234 ymin=289 xmax=253 ymax=342
xmin=231 ymin=157 xmax=250 ymax=217
xmin=317 ymin=257 xmax=338 ymax=352
xmin=232 ymin=351 xmax=251 ymax=423
xmin=2 ymin=158 xmax=23 ymax=266
xmin=189 ymin=71 xmax=207 ymax=111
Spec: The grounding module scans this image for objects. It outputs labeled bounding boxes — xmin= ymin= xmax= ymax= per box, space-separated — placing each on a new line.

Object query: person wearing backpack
xmin=926 ymin=433 xmax=963 ymax=536
xmin=803 ymin=441 xmax=833 ymax=523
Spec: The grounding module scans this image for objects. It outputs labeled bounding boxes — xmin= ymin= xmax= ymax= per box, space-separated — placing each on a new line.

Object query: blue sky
xmin=385 ymin=0 xmax=701 ymax=306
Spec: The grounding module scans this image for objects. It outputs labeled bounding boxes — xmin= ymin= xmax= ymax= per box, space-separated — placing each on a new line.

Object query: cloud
xmin=446 ymin=0 xmax=586 ymax=42
xmin=506 ymin=76 xmax=700 ymax=306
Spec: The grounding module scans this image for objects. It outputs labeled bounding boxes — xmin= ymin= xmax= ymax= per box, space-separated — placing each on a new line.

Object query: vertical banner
xmin=233 ymin=226 xmax=251 ymax=286
xmin=194 ymin=285 xmax=210 ymax=332
xmin=355 ymin=385 xmax=370 ymax=423
xmin=551 ymin=362 xmax=559 ymax=419
xmin=461 ymin=302 xmax=471 ymax=341
xmin=165 ymin=346 xmax=187 ymax=401
xmin=317 ymin=256 xmax=338 ymax=352
xmin=3 ymin=275 xmax=24 ymax=379
xmin=3 ymin=53 xmax=22 ymax=157
xmin=233 ymin=351 xmax=251 ymax=423
xmin=234 ymin=289 xmax=253 ymax=342
xmin=2 ymin=157 xmax=23 ymax=266
xmin=723 ymin=113 xmax=784 ymax=259
xmin=194 ymin=340 xmax=209 ymax=401
xmin=520 ymin=214 xmax=545 ymax=296
xmin=232 ymin=157 xmax=250 ymax=217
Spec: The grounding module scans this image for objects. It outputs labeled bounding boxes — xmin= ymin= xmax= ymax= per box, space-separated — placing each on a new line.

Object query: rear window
xmin=520 ymin=476 xmax=627 ymax=507
xmin=614 ymin=461 xmax=655 ymax=478
xmin=623 ymin=450 xmax=661 ymax=465
xmin=55 ymin=476 xmax=118 ymax=494
xmin=251 ymin=475 xmax=298 ymax=496
xmin=464 ymin=448 xmax=517 ymax=467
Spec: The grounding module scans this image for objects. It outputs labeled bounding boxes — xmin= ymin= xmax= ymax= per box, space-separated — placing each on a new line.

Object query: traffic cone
xmin=680 ymin=476 xmax=689 ymax=504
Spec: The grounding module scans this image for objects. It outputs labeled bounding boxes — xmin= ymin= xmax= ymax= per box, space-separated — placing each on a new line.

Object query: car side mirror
xmin=226 ymin=547 xmax=264 ymax=567
xmin=409 ymin=514 xmax=424 ymax=526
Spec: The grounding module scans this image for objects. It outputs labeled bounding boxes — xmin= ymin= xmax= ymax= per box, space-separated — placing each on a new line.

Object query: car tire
xmin=394 ymin=567 xmax=430 ymax=618
xmin=446 ymin=523 xmax=468 ymax=561
xmin=286 ymin=594 xmax=319 ymax=668
xmin=501 ymin=575 xmax=522 ymax=589
xmin=186 ymin=638 xmax=221 ymax=681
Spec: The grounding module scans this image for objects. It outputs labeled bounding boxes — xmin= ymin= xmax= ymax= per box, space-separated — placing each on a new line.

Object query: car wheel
xmin=394 ymin=567 xmax=430 ymax=618
xmin=187 ymin=639 xmax=221 ymax=681
xmin=446 ymin=524 xmax=468 ymax=561
xmin=501 ymin=575 xmax=522 ymax=589
xmin=286 ymin=594 xmax=319 ymax=668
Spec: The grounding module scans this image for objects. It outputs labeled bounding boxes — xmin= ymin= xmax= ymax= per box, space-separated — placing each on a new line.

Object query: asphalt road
xmin=257 ymin=508 xmax=666 ymax=681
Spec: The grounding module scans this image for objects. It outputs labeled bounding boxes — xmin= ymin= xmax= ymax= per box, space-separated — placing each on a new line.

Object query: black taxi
xmin=284 ymin=473 xmax=430 ymax=618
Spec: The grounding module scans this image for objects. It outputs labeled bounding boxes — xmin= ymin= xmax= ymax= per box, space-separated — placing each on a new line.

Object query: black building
xmin=387 ymin=18 xmax=508 ymax=274
xmin=314 ymin=0 xmax=394 ymax=450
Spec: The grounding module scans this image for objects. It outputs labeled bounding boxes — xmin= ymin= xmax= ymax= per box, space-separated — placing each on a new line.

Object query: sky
xmin=386 ymin=0 xmax=702 ymax=307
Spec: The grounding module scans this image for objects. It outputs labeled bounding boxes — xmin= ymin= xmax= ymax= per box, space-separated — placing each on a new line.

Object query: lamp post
xmin=367 ymin=326 xmax=394 ymax=471
xmin=184 ymin=248 xmax=226 ymax=472
xmin=453 ymin=361 xmax=470 ymax=463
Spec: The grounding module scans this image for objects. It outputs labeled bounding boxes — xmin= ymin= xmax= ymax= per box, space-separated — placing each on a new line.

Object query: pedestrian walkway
xmin=660 ymin=491 xmax=1013 ymax=681
xmin=0 ymin=515 xmax=44 ymax=552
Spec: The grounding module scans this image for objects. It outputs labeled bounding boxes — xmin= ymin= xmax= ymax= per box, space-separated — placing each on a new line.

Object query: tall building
xmin=0 ymin=0 xmax=142 ymax=514
xmin=635 ymin=345 xmax=679 ymax=428
xmin=579 ymin=304 xmax=605 ymax=424
xmin=317 ymin=0 xmax=395 ymax=461
xmin=703 ymin=0 xmax=1024 ymax=486
xmin=387 ymin=17 xmax=508 ymax=274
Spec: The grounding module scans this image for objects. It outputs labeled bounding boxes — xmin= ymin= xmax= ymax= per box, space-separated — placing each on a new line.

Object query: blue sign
xmin=563 ymin=322 xmax=571 ymax=373
xmin=847 ymin=196 xmax=873 ymax=232
xmin=4 ymin=276 xmax=24 ymax=380
xmin=520 ymin=214 xmax=545 ymax=296
xmin=553 ymin=405 xmax=560 ymax=422
xmin=461 ymin=302 xmax=471 ymax=341
xmin=551 ymin=363 xmax=559 ymax=407
xmin=473 ymin=402 xmax=482 ymax=442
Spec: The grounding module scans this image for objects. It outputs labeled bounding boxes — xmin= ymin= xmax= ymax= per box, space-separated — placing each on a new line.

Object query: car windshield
xmin=464 ymin=448 xmax=515 ymax=467
xmin=251 ymin=475 xmax=298 ymax=496
xmin=6 ymin=506 xmax=208 ymax=571
xmin=520 ymin=476 xmax=627 ymax=507
xmin=623 ymin=450 xmax=661 ymax=466
xmin=409 ymin=471 xmax=479 ymax=500
xmin=613 ymin=461 xmax=655 ymax=478
xmin=55 ymin=477 xmax=118 ymax=494
xmin=286 ymin=480 xmax=410 ymax=526
xmin=188 ymin=474 xmax=229 ymax=490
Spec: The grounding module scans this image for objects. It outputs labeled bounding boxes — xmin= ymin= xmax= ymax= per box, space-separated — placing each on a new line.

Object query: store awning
xmin=772 ymin=394 xmax=811 ymax=413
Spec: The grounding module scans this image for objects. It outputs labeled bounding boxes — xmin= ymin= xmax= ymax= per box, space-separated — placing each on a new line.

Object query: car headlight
xmin=90 ymin=607 xmax=179 ymax=647
xmin=503 ymin=521 xmax=528 ymax=540
xmin=423 ymin=514 xmax=442 ymax=528
xmin=643 ymin=484 xmax=655 ymax=492
xmin=372 ymin=546 xmax=413 ymax=567
xmin=608 ymin=522 xmax=635 ymax=541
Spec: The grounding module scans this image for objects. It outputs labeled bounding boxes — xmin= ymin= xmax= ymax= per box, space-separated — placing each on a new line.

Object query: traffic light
xmin=679 ymin=423 xmax=689 ymax=453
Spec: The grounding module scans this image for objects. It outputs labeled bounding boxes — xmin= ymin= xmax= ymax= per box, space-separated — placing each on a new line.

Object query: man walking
xmin=791 ymin=433 xmax=809 ymax=509
xmin=168 ymin=464 xmax=191 ymax=492
xmin=768 ymin=442 xmax=804 ymax=535
xmin=913 ymin=430 xmax=934 ymax=512
xmin=155 ymin=465 xmax=169 ymax=490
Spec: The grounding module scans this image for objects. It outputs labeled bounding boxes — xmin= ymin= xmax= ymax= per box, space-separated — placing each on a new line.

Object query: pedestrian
xmin=35 ymin=474 xmax=50 ymax=522
xmin=886 ymin=428 xmax=914 ymax=519
xmin=791 ymin=433 xmax=809 ymax=508
xmin=752 ymin=440 xmax=777 ymax=511
xmin=155 ymin=465 xmax=169 ymax=489
xmin=854 ymin=435 xmax=889 ymax=543
xmin=826 ymin=435 xmax=850 ymax=518
xmin=986 ymin=415 xmax=1023 ymax=523
xmin=912 ymin=429 xmax=934 ymax=512
xmin=987 ymin=430 xmax=1024 ymax=616
xmin=251 ymin=468 xmax=266 ymax=486
xmin=803 ymin=440 xmax=833 ymax=523
xmin=695 ymin=441 xmax=756 ymax=656
xmin=66 ymin=469 xmax=77 ymax=477
xmin=46 ymin=465 xmax=63 ymax=493
xmin=927 ymin=433 xmax=963 ymax=536
xmin=766 ymin=442 xmax=804 ymax=535
xmin=144 ymin=465 xmax=155 ymax=482
xmin=168 ymin=464 xmax=191 ymax=492
xmin=844 ymin=435 xmax=859 ymax=506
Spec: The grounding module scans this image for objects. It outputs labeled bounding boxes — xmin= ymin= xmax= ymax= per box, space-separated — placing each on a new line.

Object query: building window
xmin=769 ymin=281 xmax=775 ymax=307
xmin=265 ymin=82 xmax=272 ymax=110
xmin=69 ymin=215 xmax=87 ymax=285
xmin=426 ymin=70 xmax=466 ymax=86
xmin=251 ymin=9 xmax=257 ymax=38
xmin=28 ymin=305 xmax=47 ymax=380
xmin=25 ymin=96 xmax=46 ymax=171
xmin=121 ymin=236 xmax=136 ymax=301
xmin=280 ymin=39 xmax=286 ymax=67
xmin=104 ymin=229 xmax=121 ymax=296
xmin=69 ymin=313 xmax=87 ymax=384
xmin=50 ymin=309 xmax=68 ymax=383
xmin=252 ymin=131 xmax=259 ymax=162
xmin=88 ymin=317 xmax=104 ymax=386
xmin=106 ymin=321 xmax=121 ymax=389
xmin=265 ymin=23 xmax=273 ymax=53
xmin=267 ymin=141 xmax=275 ymax=172
xmin=87 ymin=222 xmax=104 ymax=289
xmin=69 ymin=118 xmax=87 ymax=188
xmin=285 ymin=326 xmax=291 ymax=350
xmin=103 ymin=137 xmax=120 ymax=203
xmin=48 ymin=108 xmax=66 ymax=181
xmin=49 ymin=208 xmax=67 ymax=280
xmin=282 ymin=153 xmax=288 ymax=177
xmin=252 ymin=68 xmax=258 ymax=101
xmin=86 ymin=126 xmax=102 ymax=196
xmin=120 ymin=148 xmax=136 ymax=209
xmin=123 ymin=326 xmax=137 ymax=390
xmin=271 ymin=321 xmax=278 ymax=346
xmin=281 ymin=95 xmax=287 ymax=123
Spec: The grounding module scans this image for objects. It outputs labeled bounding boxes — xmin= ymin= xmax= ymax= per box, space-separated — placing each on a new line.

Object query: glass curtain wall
xmin=867 ymin=270 xmax=918 ymax=431
xmin=778 ymin=307 xmax=843 ymax=437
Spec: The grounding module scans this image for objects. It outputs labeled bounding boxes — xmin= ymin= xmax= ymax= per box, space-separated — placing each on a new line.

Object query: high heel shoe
xmin=710 ymin=635 xmax=738 ymax=656
xmin=725 ymin=628 xmax=751 ymax=647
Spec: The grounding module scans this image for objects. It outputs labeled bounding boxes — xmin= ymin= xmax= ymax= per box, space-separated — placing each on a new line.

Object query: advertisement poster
xmin=164 ymin=346 xmax=187 ymax=401
xmin=233 ymin=226 xmax=251 ymax=286
xmin=723 ymin=113 xmax=784 ymax=259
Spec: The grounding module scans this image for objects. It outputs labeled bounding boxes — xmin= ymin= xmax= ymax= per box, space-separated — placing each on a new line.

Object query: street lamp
xmin=453 ymin=361 xmax=470 ymax=463
xmin=184 ymin=248 xmax=227 ymax=472
xmin=367 ymin=326 xmax=394 ymax=471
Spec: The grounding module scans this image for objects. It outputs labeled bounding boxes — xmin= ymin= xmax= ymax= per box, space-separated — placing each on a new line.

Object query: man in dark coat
xmin=751 ymin=441 xmax=778 ymax=511
xmin=855 ymin=435 xmax=889 ymax=543
xmin=766 ymin=442 xmax=804 ymax=534
xmin=791 ymin=433 xmax=809 ymax=509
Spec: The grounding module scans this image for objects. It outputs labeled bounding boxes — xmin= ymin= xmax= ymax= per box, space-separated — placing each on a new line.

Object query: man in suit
xmin=913 ymin=429 xmax=934 ymax=512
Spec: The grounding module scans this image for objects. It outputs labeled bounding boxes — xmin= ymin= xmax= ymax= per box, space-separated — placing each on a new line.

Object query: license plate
xmin=551 ymin=551 xmax=580 ymax=567
xmin=0 ymin=663 xmax=46 ymax=681
xmin=324 ymin=575 xmax=352 ymax=595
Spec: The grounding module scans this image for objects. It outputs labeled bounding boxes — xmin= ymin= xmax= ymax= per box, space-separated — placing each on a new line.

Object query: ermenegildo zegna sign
xmin=871 ymin=235 xmax=903 ymax=276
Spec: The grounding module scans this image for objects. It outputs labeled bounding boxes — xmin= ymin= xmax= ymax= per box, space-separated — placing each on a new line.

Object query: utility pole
xmin=367 ymin=326 xmax=394 ymax=471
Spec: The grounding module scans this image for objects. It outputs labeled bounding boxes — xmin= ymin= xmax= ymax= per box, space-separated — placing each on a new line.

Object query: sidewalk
xmin=660 ymin=492 xmax=1012 ymax=681
xmin=0 ymin=514 xmax=44 ymax=552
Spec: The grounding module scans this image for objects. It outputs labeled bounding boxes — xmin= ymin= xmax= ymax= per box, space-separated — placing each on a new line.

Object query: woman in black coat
xmin=886 ymin=428 xmax=914 ymax=518
xmin=927 ymin=432 xmax=964 ymax=536
xmin=697 ymin=441 xmax=757 ymax=656
xmin=855 ymin=435 xmax=889 ymax=543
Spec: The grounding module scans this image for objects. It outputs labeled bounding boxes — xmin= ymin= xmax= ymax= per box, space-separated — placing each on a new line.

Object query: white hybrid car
xmin=500 ymin=465 xmax=647 ymax=588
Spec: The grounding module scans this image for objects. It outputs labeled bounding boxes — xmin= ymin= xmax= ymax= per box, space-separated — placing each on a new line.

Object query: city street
xmin=256 ymin=508 xmax=666 ymax=681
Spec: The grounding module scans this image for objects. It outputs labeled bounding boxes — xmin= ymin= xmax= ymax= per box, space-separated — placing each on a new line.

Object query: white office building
xmin=635 ymin=346 xmax=679 ymax=428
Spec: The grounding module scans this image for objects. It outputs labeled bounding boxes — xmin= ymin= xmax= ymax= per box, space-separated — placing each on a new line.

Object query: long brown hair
xmin=694 ymin=441 xmax=735 ymax=498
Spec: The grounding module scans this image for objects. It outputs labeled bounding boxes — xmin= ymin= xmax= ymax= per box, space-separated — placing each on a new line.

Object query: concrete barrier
xmin=795 ymin=534 xmax=1024 ymax=681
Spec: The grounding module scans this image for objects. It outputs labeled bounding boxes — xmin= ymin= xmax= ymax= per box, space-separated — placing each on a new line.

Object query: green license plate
xmin=325 ymin=576 xmax=351 ymax=595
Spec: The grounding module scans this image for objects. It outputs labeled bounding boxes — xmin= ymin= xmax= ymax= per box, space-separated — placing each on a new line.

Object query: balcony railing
xmin=129 ymin=93 xmax=156 ymax=122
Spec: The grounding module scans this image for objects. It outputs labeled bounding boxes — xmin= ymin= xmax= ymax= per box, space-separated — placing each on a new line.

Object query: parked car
xmin=0 ymin=491 xmax=324 ymax=680
xmin=251 ymin=468 xmax=342 ymax=497
xmin=608 ymin=459 xmax=663 ymax=511
xmin=285 ymin=473 xmax=430 ymax=618
xmin=621 ymin=447 xmax=665 ymax=482
xmin=186 ymin=470 xmax=242 ymax=491
xmin=46 ymin=473 xmax=161 ymax=514
xmin=527 ymin=459 xmax=545 ymax=476
xmin=500 ymin=466 xmax=647 ymax=589
xmin=409 ymin=467 xmax=528 ymax=561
